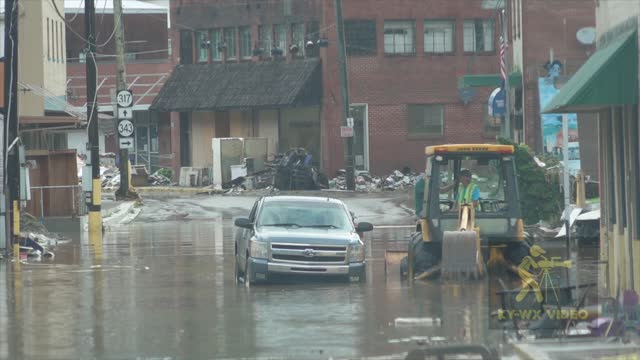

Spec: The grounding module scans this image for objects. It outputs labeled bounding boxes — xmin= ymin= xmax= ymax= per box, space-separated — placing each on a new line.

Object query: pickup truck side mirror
xmin=356 ymin=222 xmax=373 ymax=232
xmin=234 ymin=218 xmax=253 ymax=229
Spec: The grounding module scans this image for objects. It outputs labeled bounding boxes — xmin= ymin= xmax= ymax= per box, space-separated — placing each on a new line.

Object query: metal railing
xmin=28 ymin=185 xmax=86 ymax=220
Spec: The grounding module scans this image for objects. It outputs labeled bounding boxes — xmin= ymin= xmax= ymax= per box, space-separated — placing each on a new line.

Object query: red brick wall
xmin=65 ymin=13 xmax=169 ymax=62
xmin=67 ymin=61 xmax=174 ymax=107
xmin=520 ymin=0 xmax=595 ymax=151
xmin=321 ymin=0 xmax=505 ymax=175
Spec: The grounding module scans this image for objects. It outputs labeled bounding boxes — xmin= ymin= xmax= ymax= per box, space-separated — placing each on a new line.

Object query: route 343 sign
xmin=118 ymin=119 xmax=134 ymax=137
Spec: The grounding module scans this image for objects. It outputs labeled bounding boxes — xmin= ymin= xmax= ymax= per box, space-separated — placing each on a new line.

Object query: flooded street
xmin=0 ymin=194 xmax=595 ymax=359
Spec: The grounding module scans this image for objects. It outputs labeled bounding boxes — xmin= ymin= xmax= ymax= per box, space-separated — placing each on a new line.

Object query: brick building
xmin=151 ymin=0 xmax=596 ymax=178
xmin=511 ymin=0 xmax=597 ymax=177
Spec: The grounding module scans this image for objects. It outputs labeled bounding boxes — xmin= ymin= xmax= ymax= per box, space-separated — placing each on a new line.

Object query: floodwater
xmin=0 ymin=196 xmax=600 ymax=359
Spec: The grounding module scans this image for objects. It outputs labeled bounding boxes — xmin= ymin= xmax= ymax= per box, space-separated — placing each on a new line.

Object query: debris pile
xmin=18 ymin=213 xmax=66 ymax=260
xmin=271 ymin=148 xmax=328 ymax=191
xmin=329 ymin=167 xmax=420 ymax=192
xmin=148 ymin=170 xmax=172 ymax=186
xmin=100 ymin=165 xmax=121 ymax=190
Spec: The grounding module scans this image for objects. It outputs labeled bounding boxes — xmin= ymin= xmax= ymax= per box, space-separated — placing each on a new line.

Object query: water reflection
xmin=3 ymin=218 xmax=596 ymax=358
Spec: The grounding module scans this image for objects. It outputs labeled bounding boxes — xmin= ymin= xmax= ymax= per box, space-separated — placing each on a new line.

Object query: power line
xmin=50 ymin=0 xmax=116 ymax=48
xmin=67 ymin=0 xmax=84 ymax=22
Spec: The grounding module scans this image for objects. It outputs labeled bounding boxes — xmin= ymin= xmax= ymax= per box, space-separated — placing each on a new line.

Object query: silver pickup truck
xmin=234 ymin=195 xmax=373 ymax=285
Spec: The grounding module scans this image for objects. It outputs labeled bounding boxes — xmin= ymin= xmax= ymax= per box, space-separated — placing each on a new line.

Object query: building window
xmin=195 ymin=30 xmax=209 ymax=62
xmin=408 ymin=104 xmax=444 ymax=137
xmin=345 ymin=20 xmax=377 ymax=56
xmin=60 ymin=21 xmax=65 ymax=62
xmin=258 ymin=25 xmax=272 ymax=56
xmin=54 ymin=20 xmax=58 ymax=62
xmin=291 ymin=23 xmax=305 ymax=56
xmin=211 ymin=29 xmax=222 ymax=61
xmin=224 ymin=27 xmax=237 ymax=60
xmin=424 ymin=20 xmax=454 ymax=53
xmin=384 ymin=20 xmax=415 ymax=54
xmin=306 ymin=22 xmax=320 ymax=58
xmin=179 ymin=30 xmax=194 ymax=64
xmin=240 ymin=26 xmax=252 ymax=59
xmin=22 ymin=130 xmax=67 ymax=151
xmin=47 ymin=18 xmax=50 ymax=60
xmin=274 ymin=24 xmax=287 ymax=55
xmin=463 ymin=19 xmax=495 ymax=52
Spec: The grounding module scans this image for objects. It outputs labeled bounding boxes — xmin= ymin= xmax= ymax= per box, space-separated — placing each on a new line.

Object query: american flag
xmin=499 ymin=35 xmax=508 ymax=88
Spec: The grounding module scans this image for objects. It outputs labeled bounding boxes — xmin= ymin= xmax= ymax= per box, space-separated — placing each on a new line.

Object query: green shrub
xmin=156 ymin=168 xmax=173 ymax=179
xmin=498 ymin=138 xmax=563 ymax=225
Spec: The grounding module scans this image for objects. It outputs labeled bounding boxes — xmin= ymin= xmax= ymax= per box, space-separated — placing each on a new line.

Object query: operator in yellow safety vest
xmin=456 ymin=169 xmax=481 ymax=209
xmin=441 ymin=169 xmax=481 ymax=210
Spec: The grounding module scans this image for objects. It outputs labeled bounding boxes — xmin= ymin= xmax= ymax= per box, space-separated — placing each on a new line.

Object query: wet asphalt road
xmin=0 ymin=193 xmax=599 ymax=359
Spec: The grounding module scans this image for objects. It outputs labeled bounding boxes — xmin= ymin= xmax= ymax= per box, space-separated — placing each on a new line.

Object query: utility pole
xmin=500 ymin=8 xmax=512 ymax=141
xmin=334 ymin=0 xmax=355 ymax=191
xmin=562 ymin=113 xmax=571 ymax=250
xmin=3 ymin=0 xmax=19 ymax=255
xmin=114 ymin=0 xmax=129 ymax=198
xmin=85 ymin=0 xmax=102 ymax=234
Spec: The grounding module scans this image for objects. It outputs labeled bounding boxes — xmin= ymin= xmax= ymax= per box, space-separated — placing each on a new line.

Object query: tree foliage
xmin=498 ymin=138 xmax=563 ymax=225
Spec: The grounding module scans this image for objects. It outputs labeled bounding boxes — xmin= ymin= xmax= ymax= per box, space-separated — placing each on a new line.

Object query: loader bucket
xmin=384 ymin=249 xmax=407 ymax=279
xmin=441 ymin=230 xmax=484 ymax=280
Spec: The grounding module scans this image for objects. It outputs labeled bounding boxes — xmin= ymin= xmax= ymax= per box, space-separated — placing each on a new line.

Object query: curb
xmin=135 ymin=187 xmax=210 ymax=195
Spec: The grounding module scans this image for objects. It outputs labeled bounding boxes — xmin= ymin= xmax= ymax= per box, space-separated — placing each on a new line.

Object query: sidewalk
xmin=102 ymin=200 xmax=142 ymax=226
xmin=513 ymin=338 xmax=640 ymax=360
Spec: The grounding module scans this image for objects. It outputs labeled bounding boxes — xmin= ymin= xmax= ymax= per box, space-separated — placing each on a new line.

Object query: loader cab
xmin=419 ymin=144 xmax=522 ymax=243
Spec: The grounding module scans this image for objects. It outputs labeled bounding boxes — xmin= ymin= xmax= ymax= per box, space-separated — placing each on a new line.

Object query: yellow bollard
xmin=13 ymin=200 xmax=20 ymax=235
xmin=89 ymin=179 xmax=102 ymax=233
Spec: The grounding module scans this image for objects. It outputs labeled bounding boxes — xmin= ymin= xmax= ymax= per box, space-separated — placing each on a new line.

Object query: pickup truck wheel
xmin=234 ymin=256 xmax=242 ymax=285
xmin=244 ymin=259 xmax=252 ymax=288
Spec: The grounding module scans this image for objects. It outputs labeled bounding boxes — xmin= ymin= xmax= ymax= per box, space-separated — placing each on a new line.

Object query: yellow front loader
xmin=385 ymin=144 xmax=529 ymax=282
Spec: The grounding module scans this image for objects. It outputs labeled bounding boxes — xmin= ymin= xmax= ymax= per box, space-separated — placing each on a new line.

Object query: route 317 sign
xmin=116 ymin=90 xmax=133 ymax=108
xmin=118 ymin=119 xmax=134 ymax=137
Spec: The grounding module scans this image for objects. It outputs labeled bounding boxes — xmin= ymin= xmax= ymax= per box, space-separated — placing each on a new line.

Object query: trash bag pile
xmin=329 ymin=166 xmax=420 ymax=191
xmin=149 ymin=170 xmax=172 ymax=186
xmin=101 ymin=166 xmax=121 ymax=190
xmin=271 ymin=148 xmax=328 ymax=191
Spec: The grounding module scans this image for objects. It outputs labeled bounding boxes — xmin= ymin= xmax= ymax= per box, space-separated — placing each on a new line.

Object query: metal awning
xmin=543 ymin=30 xmax=638 ymax=114
xmin=150 ymin=59 xmax=321 ymax=112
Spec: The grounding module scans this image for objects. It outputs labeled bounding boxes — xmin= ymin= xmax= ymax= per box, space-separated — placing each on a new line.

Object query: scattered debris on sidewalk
xmin=271 ymin=148 xmax=328 ymax=191
xmin=17 ymin=213 xmax=67 ymax=260
xmin=149 ymin=170 xmax=172 ymax=186
xmin=329 ymin=166 xmax=420 ymax=192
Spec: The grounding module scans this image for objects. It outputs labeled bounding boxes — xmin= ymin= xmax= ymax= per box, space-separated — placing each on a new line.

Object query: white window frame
xmin=424 ymin=20 xmax=455 ymax=54
xmin=224 ymin=27 xmax=237 ymax=60
xmin=384 ymin=20 xmax=415 ymax=54
xmin=408 ymin=104 xmax=444 ymax=137
xmin=463 ymin=19 xmax=495 ymax=53
xmin=349 ymin=103 xmax=370 ymax=171
xmin=258 ymin=25 xmax=272 ymax=55
xmin=274 ymin=24 xmax=287 ymax=55
xmin=291 ymin=23 xmax=305 ymax=56
xmin=211 ymin=29 xmax=223 ymax=61
xmin=239 ymin=26 xmax=252 ymax=59
xmin=196 ymin=30 xmax=209 ymax=63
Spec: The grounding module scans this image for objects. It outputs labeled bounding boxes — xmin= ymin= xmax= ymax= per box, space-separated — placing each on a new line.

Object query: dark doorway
xmin=215 ymin=111 xmax=231 ymax=138
xmin=179 ymin=112 xmax=191 ymax=166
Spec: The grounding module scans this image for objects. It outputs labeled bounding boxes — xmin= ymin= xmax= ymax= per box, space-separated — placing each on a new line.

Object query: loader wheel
xmin=505 ymin=242 xmax=530 ymax=266
xmin=407 ymin=232 xmax=441 ymax=275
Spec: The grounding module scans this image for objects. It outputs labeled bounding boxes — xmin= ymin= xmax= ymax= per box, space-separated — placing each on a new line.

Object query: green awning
xmin=543 ymin=30 xmax=638 ymax=114
xmin=458 ymin=72 xmax=522 ymax=88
